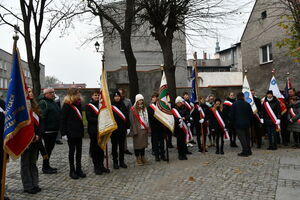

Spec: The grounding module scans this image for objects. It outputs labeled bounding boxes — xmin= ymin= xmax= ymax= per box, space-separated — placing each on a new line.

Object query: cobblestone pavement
xmin=4 ymin=137 xmax=300 ymax=200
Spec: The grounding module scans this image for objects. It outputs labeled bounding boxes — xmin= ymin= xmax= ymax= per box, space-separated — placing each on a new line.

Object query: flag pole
xmin=193 ymin=52 xmax=205 ymax=153
xmin=101 ymin=54 xmax=109 ymax=169
xmin=1 ymin=152 xmax=7 ymax=200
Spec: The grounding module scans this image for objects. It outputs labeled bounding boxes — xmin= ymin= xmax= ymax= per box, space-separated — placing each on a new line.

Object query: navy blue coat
xmin=230 ymin=99 xmax=253 ymax=129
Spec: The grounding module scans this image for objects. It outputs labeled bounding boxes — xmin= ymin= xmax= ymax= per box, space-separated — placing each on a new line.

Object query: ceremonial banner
xmin=242 ymin=75 xmax=257 ymax=113
xmin=269 ymin=76 xmax=287 ymax=114
xmin=154 ymin=71 xmax=175 ymax=133
xmin=284 ymin=77 xmax=292 ymax=99
xmin=98 ymin=66 xmax=117 ymax=150
xmin=3 ymin=46 xmax=34 ymax=159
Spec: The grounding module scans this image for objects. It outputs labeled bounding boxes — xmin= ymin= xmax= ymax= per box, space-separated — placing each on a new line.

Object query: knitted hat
xmin=175 ymin=96 xmax=184 ymax=104
xmin=112 ymin=91 xmax=121 ymax=98
xmin=135 ymin=94 xmax=144 ymax=104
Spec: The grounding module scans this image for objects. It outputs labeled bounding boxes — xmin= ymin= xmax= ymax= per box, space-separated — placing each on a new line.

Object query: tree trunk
xmin=121 ymin=33 xmax=139 ymax=103
xmin=158 ymin=37 xmax=177 ymax=105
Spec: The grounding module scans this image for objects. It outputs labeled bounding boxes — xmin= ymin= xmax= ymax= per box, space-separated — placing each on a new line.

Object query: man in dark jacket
xmin=38 ymin=88 xmax=60 ymax=174
xmin=148 ymin=93 xmax=167 ymax=161
xmin=0 ymin=98 xmax=10 ymax=200
xmin=251 ymin=89 xmax=263 ymax=148
xmin=262 ymin=90 xmax=281 ymax=150
xmin=223 ymin=92 xmax=238 ymax=147
xmin=287 ymin=96 xmax=300 ymax=148
xmin=230 ymin=92 xmax=253 ymax=157
xmin=111 ymin=91 xmax=130 ymax=169
xmin=86 ymin=90 xmax=110 ymax=175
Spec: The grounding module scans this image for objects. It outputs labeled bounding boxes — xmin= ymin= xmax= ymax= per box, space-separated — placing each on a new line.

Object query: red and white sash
xmin=87 ymin=103 xmax=99 ymax=115
xmin=149 ymin=104 xmax=156 ymax=111
xmin=184 ymin=101 xmax=194 ymax=114
xmin=112 ymin=105 xmax=126 ymax=122
xmin=210 ymin=108 xmax=229 ymax=139
xmin=69 ymin=104 xmax=82 ymax=120
xmin=289 ymin=108 xmax=300 ymax=124
xmin=131 ymin=107 xmax=148 ymax=130
xmin=198 ymin=105 xmax=205 ymax=119
xmin=254 ymin=113 xmax=262 ymax=123
xmin=263 ymin=101 xmax=280 ymax=130
xmin=172 ymin=108 xmax=193 ymax=143
xmin=32 ymin=111 xmax=39 ymax=126
xmin=223 ymin=100 xmax=233 ymax=107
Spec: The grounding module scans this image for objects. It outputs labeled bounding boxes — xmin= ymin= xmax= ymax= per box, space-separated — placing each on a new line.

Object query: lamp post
xmin=94 ymin=41 xmax=105 ymax=69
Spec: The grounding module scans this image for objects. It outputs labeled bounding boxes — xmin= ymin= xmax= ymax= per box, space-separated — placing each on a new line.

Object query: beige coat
xmin=129 ymin=108 xmax=151 ymax=150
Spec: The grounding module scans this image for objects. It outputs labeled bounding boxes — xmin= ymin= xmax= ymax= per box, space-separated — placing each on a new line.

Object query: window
xmin=261 ymin=11 xmax=267 ymax=19
xmin=259 ymin=44 xmax=273 ymax=64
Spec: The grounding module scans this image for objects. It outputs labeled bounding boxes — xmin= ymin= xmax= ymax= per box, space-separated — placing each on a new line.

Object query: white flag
xmin=269 ymin=76 xmax=284 ymax=99
xmin=242 ymin=75 xmax=257 ymax=113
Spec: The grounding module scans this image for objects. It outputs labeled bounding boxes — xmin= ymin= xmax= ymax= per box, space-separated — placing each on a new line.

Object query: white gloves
xmin=179 ymin=118 xmax=183 ymax=122
xmin=62 ymin=135 xmax=68 ymax=141
xmin=179 ymin=122 xmax=183 ymax=128
xmin=127 ymin=129 xmax=131 ymax=135
xmin=187 ymin=123 xmax=191 ymax=127
xmin=190 ymin=117 xmax=193 ymax=121
xmin=224 ymin=128 xmax=228 ymax=132
xmin=260 ymin=119 xmax=264 ymax=124
xmin=276 ymin=119 xmax=281 ymax=125
xmin=199 ymin=119 xmax=204 ymax=124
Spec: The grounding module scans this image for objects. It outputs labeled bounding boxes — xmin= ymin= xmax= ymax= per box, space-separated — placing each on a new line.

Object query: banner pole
xmin=1 ymin=152 xmax=7 ymax=200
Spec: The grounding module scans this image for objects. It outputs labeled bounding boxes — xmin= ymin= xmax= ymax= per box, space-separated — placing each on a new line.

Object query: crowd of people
xmin=0 ymin=86 xmax=299 ymax=199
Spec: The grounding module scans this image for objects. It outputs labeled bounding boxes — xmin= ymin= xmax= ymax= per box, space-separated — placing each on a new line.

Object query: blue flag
xmin=190 ymin=66 xmax=197 ymax=104
xmin=3 ymin=48 xmax=34 ymax=159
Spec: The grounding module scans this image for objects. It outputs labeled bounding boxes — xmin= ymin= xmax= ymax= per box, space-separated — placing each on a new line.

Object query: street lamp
xmin=94 ymin=41 xmax=105 ymax=69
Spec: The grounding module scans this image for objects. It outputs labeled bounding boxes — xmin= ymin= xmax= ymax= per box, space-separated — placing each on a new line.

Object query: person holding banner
xmin=129 ymin=94 xmax=151 ymax=166
xmin=230 ymin=92 xmax=253 ymax=157
xmin=197 ymin=97 xmax=210 ymax=152
xmin=223 ymin=92 xmax=238 ymax=148
xmin=20 ymin=88 xmax=42 ymax=194
xmin=287 ymin=96 xmax=300 ymax=148
xmin=251 ymin=89 xmax=263 ymax=148
xmin=0 ymin=97 xmax=10 ymax=200
xmin=86 ymin=90 xmax=109 ymax=175
xmin=262 ymin=90 xmax=281 ymax=150
xmin=172 ymin=96 xmax=191 ymax=160
xmin=111 ymin=91 xmax=130 ymax=169
xmin=61 ymin=88 xmax=86 ymax=179
xmin=148 ymin=92 xmax=167 ymax=162
xmin=208 ymin=98 xmax=227 ymax=155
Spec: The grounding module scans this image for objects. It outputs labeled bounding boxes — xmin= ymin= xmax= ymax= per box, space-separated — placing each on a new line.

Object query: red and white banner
xmin=289 ymin=108 xmax=300 ymax=124
xmin=263 ymin=101 xmax=280 ymax=130
xmin=210 ymin=108 xmax=229 ymax=140
xmin=87 ymin=103 xmax=99 ymax=115
xmin=131 ymin=107 xmax=148 ymax=130
xmin=172 ymin=108 xmax=193 ymax=143
xmin=112 ymin=105 xmax=126 ymax=122
xmin=69 ymin=104 xmax=82 ymax=120
xmin=223 ymin=100 xmax=233 ymax=107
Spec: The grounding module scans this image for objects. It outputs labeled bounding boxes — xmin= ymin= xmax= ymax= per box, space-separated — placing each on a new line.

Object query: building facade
xmin=0 ymin=48 xmax=45 ymax=90
xmin=241 ymin=0 xmax=300 ymax=96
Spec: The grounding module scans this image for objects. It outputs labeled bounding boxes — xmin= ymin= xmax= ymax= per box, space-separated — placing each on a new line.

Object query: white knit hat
xmin=135 ymin=94 xmax=144 ymax=104
xmin=175 ymin=96 xmax=184 ymax=104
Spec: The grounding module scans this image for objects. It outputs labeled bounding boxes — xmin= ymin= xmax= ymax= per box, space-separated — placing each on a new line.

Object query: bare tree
xmin=277 ymin=0 xmax=300 ymax=62
xmin=138 ymin=0 xmax=249 ymax=103
xmin=86 ymin=0 xmax=141 ymax=102
xmin=45 ymin=75 xmax=62 ymax=88
xmin=0 ymin=0 xmax=85 ymax=97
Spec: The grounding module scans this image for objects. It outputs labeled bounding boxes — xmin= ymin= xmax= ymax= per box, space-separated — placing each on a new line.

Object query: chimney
xmin=203 ymin=52 xmax=207 ymax=60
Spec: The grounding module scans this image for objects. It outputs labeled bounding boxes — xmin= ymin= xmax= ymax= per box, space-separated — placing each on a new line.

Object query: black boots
xmin=42 ymin=159 xmax=57 ymax=174
xmin=69 ymin=169 xmax=79 ymax=179
xmin=119 ymin=161 xmax=128 ymax=168
xmin=178 ymin=154 xmax=187 ymax=160
xmin=155 ymin=155 xmax=160 ymax=162
xmin=113 ymin=160 xmax=119 ymax=169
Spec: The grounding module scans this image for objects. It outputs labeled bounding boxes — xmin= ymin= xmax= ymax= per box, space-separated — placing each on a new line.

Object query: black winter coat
xmin=173 ymin=105 xmax=190 ymax=137
xmin=38 ymin=97 xmax=61 ymax=132
xmin=85 ymin=100 xmax=99 ymax=137
xmin=208 ymin=107 xmax=225 ymax=131
xmin=262 ymin=97 xmax=281 ymax=125
xmin=147 ymin=104 xmax=164 ymax=132
xmin=223 ymin=98 xmax=235 ymax=124
xmin=61 ymin=103 xmax=84 ymax=138
xmin=230 ymin=99 xmax=253 ymax=129
xmin=112 ymin=100 xmax=129 ymax=133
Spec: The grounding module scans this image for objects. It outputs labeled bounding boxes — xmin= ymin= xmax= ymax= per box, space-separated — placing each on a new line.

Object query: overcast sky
xmin=0 ymin=0 xmax=255 ymax=88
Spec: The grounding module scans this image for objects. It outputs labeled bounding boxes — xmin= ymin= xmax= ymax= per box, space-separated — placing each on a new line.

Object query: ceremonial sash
xmin=210 ymin=108 xmax=229 ymax=139
xmin=69 ymin=104 xmax=82 ymax=120
xmin=32 ymin=112 xmax=39 ymax=126
xmin=131 ymin=107 xmax=148 ymax=130
xmin=87 ymin=103 xmax=99 ymax=115
xmin=149 ymin=104 xmax=156 ymax=111
xmin=184 ymin=101 xmax=194 ymax=114
xmin=172 ymin=108 xmax=193 ymax=143
xmin=198 ymin=105 xmax=205 ymax=119
xmin=263 ymin=101 xmax=280 ymax=130
xmin=223 ymin=100 xmax=233 ymax=107
xmin=254 ymin=113 xmax=262 ymax=123
xmin=289 ymin=108 xmax=300 ymax=124
xmin=112 ymin=105 xmax=126 ymax=122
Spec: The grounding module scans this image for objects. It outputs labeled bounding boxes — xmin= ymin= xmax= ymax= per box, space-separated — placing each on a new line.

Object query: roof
xmin=240 ymin=0 xmax=258 ymax=42
xmin=217 ymin=42 xmax=241 ymax=53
